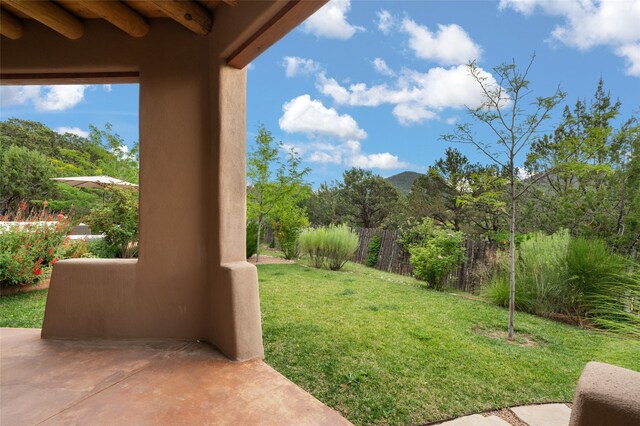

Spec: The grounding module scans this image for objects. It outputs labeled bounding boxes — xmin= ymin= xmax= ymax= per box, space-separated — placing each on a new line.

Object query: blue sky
xmin=2 ymin=0 xmax=639 ymax=187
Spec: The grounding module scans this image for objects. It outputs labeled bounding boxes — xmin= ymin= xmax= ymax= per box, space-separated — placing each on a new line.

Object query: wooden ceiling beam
xmin=149 ymin=0 xmax=212 ymax=35
xmin=3 ymin=0 xmax=84 ymax=39
xmin=82 ymin=1 xmax=149 ymax=38
xmin=0 ymin=8 xmax=23 ymax=39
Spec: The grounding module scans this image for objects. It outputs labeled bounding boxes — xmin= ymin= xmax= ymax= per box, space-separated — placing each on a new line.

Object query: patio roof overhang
xmin=0 ymin=0 xmax=325 ymax=74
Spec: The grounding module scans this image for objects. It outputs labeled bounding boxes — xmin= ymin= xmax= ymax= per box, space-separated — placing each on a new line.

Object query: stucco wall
xmin=0 ymin=4 xmax=288 ymax=360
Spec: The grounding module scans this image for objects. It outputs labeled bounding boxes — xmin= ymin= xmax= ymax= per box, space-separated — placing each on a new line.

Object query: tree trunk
xmin=508 ymin=177 xmax=516 ymax=340
xmin=256 ymin=217 xmax=262 ymax=263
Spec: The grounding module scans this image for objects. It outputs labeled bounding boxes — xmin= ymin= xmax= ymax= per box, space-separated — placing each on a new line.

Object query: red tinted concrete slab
xmin=1 ymin=328 xmax=350 ymax=426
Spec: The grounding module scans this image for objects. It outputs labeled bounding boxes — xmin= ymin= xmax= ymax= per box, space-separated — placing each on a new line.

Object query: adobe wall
xmin=0 ymin=3 xmax=285 ymax=360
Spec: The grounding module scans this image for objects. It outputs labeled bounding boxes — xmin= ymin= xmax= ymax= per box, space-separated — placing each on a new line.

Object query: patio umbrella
xmin=51 ymin=176 xmax=139 ymax=190
xmin=51 ymin=176 xmax=138 ymax=203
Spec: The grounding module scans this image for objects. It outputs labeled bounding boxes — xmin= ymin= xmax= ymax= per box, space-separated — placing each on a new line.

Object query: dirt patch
xmin=483 ymin=408 xmax=528 ymax=426
xmin=248 ymin=255 xmax=295 ymax=265
xmin=472 ymin=325 xmax=546 ymax=347
xmin=1 ymin=278 xmax=50 ymax=296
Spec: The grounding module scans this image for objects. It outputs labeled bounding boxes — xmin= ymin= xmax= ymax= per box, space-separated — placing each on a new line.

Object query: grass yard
xmin=2 ymin=264 xmax=639 ymax=425
xmin=259 ymin=262 xmax=640 ymax=425
xmin=0 ymin=289 xmax=48 ymax=328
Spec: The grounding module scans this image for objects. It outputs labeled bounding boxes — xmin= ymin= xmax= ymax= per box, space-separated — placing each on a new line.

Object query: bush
xmin=246 ymin=220 xmax=258 ymax=259
xmin=366 ymin=235 xmax=381 ymax=267
xmin=400 ymin=218 xmax=465 ymax=290
xmin=0 ymin=203 xmax=74 ymax=287
xmin=273 ymin=206 xmax=309 ymax=260
xmin=56 ymin=239 xmax=94 ymax=259
xmin=86 ymin=187 xmax=138 ymax=258
xmin=87 ymin=239 xmax=119 ymax=259
xmin=298 ymin=225 xmax=359 ymax=271
xmin=484 ymin=230 xmax=640 ymax=335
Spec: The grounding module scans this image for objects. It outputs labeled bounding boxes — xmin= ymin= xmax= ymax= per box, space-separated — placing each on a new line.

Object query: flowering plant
xmin=0 ymin=202 xmax=75 ymax=286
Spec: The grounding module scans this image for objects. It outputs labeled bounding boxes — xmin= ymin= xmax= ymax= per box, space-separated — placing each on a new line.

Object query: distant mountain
xmin=386 ymin=171 xmax=424 ymax=194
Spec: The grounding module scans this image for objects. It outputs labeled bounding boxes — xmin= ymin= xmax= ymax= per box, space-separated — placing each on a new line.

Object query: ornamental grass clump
xmin=298 ymin=225 xmax=359 ymax=271
xmin=484 ymin=230 xmax=640 ymax=335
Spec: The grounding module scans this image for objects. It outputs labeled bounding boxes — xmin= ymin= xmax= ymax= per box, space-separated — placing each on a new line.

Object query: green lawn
xmin=259 ymin=262 xmax=640 ymax=425
xmin=2 ymin=264 xmax=639 ymax=426
xmin=0 ymin=289 xmax=48 ymax=328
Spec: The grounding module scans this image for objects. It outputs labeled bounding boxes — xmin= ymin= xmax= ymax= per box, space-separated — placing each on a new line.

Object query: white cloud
xmin=402 ymin=19 xmax=482 ymax=65
xmin=617 ymin=44 xmax=640 ymax=76
xmin=286 ymin=139 xmax=409 ymax=170
xmin=499 ymin=0 xmax=640 ymax=76
xmin=446 ymin=117 xmax=458 ymax=125
xmin=279 ymin=94 xmax=367 ymax=140
xmin=376 ymin=9 xmax=394 ymax=35
xmin=372 ymin=58 xmax=396 ymax=77
xmin=317 ymin=64 xmax=501 ymax=125
xmin=102 ymin=84 xmax=112 ymax=92
xmin=348 ymin=149 xmax=411 ymax=170
xmin=392 ymin=104 xmax=438 ymax=126
xmin=0 ymin=85 xmax=87 ymax=111
xmin=302 ymin=0 xmax=364 ymax=40
xmin=279 ymin=96 xmax=409 ymax=170
xmin=283 ymin=56 xmax=321 ymax=77
xmin=55 ymin=126 xmax=89 ymax=138
xmin=34 ymin=85 xmax=87 ymax=111
xmin=0 ymin=86 xmax=41 ymax=107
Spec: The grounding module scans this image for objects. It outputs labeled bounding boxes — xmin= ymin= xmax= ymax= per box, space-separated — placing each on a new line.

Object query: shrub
xmin=246 ymin=220 xmax=258 ymax=259
xmin=298 ymin=227 xmax=326 ymax=268
xmin=366 ymin=235 xmax=382 ymax=267
xmin=399 ymin=218 xmax=465 ymax=290
xmin=56 ymin=239 xmax=94 ymax=259
xmin=273 ymin=206 xmax=309 ymax=260
xmin=299 ymin=225 xmax=359 ymax=271
xmin=86 ymin=187 xmax=138 ymax=258
xmin=0 ymin=203 xmax=74 ymax=287
xmin=483 ymin=230 xmax=640 ymax=335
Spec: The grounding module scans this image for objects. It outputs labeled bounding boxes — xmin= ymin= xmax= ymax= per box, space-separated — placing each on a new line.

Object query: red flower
xmin=51 ymin=257 xmax=59 ymax=265
xmin=33 ymin=268 xmax=43 ymax=276
xmin=57 ymin=213 xmax=65 ymax=221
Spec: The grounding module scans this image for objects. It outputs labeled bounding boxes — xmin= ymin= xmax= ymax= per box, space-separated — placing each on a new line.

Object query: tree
xmin=338 ymin=168 xmax=400 ymax=228
xmin=524 ymin=80 xmax=640 ymax=255
xmin=443 ymin=55 xmax=565 ymax=339
xmin=0 ymin=145 xmax=55 ymax=212
xmin=407 ymin=148 xmax=478 ymax=232
xmin=247 ymin=125 xmax=309 ymax=262
xmin=307 ymin=183 xmax=341 ymax=226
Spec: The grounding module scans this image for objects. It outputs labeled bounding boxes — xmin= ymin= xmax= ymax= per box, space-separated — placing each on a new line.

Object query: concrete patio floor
xmin=0 ymin=328 xmax=351 ymax=426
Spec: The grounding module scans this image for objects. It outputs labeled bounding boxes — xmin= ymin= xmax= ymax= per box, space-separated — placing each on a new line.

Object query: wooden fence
xmin=352 ymin=228 xmax=498 ymax=293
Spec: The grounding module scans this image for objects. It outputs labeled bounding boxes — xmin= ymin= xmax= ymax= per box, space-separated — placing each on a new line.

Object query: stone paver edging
xmin=435 ymin=403 xmax=572 ymax=426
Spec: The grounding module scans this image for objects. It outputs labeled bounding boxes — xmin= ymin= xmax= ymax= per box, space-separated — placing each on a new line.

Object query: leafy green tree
xmin=524 ymin=80 xmax=640 ymax=255
xmin=338 ymin=168 xmax=400 ymax=228
xmin=0 ymin=119 xmax=139 ymax=215
xmin=247 ymin=125 xmax=310 ymax=262
xmin=271 ymin=204 xmax=309 ymax=259
xmin=0 ymin=145 xmax=55 ymax=212
xmin=307 ymin=183 xmax=341 ymax=226
xmin=443 ymin=55 xmax=565 ymax=339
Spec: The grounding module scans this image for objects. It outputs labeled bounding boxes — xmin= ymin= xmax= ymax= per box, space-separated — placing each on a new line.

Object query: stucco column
xmin=207 ymin=61 xmax=264 ymax=361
